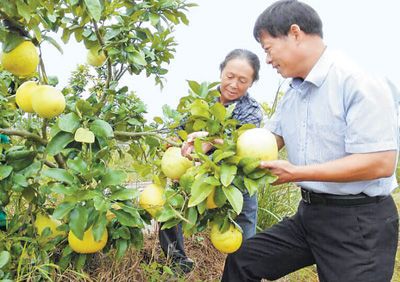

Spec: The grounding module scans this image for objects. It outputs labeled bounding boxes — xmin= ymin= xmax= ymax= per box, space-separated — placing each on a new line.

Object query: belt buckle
xmin=302 ymin=189 xmax=311 ymax=204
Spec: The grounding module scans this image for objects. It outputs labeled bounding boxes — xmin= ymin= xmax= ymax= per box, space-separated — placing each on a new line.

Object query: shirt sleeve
xmin=344 ymin=76 xmax=398 ymax=153
xmin=264 ymin=94 xmax=287 ymax=137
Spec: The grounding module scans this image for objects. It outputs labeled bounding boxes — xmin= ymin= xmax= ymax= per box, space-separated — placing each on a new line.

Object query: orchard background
xmin=1 ymin=0 xmax=400 ymax=281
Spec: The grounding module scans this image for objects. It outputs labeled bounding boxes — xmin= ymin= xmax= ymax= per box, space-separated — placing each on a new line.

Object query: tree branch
xmin=114 ymin=131 xmax=181 ymax=147
xmin=0 ymin=128 xmax=47 ymax=145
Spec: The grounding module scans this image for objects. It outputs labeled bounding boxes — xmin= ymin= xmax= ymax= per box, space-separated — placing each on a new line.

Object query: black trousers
xmin=222 ymin=196 xmax=399 ymax=282
xmin=159 ymin=223 xmax=188 ymax=260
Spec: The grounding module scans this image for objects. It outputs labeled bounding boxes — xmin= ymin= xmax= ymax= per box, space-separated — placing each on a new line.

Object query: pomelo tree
xmin=0 ymin=0 xmax=194 ymax=279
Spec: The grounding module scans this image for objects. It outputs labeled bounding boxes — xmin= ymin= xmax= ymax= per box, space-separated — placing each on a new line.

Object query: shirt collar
xmin=304 ymin=47 xmax=333 ymax=88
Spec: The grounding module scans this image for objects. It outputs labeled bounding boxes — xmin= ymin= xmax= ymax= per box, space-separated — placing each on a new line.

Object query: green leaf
xmin=179 ymin=172 xmax=194 ymax=193
xmin=101 ymin=169 xmax=127 ymax=187
xmin=43 ymin=168 xmax=76 ymax=185
xmin=220 ymin=163 xmax=237 ymax=187
xmin=193 ymin=119 xmax=207 ymax=131
xmin=214 ymin=186 xmax=227 ymax=207
xmin=0 ymin=166 xmax=13 ymax=180
xmin=75 ymin=254 xmax=87 ymax=271
xmin=113 ymin=209 xmax=143 ymax=228
xmin=131 ymin=50 xmax=147 ymax=66
xmin=69 ymin=206 xmax=89 ymax=240
xmin=156 ymin=206 xmax=176 ymax=222
xmin=160 ymin=218 xmax=181 ymax=230
xmin=16 ymin=0 xmax=31 ymax=21
xmin=110 ymin=188 xmax=139 ymax=201
xmin=83 ymin=0 xmax=102 ymax=21
xmin=204 ymin=176 xmax=220 ymax=186
xmin=53 ymin=202 xmax=75 ymax=220
xmin=2 ymin=33 xmax=26 ymax=53
xmin=188 ymin=180 xmax=214 ymax=207
xmin=43 ymin=35 xmax=63 ymax=54
xmin=210 ymin=102 xmax=226 ymax=122
xmin=46 ymin=132 xmax=74 ymax=155
xmin=90 ymin=119 xmax=114 ymax=138
xmin=222 ymin=185 xmax=243 ymax=215
xmin=116 ymin=239 xmax=128 ymax=260
xmin=92 ymin=214 xmax=107 ymax=242
xmin=187 ymin=80 xmax=201 ymax=94
xmin=190 ymin=99 xmax=210 ymax=118
xmin=213 ymin=151 xmax=236 ymax=163
xmin=74 ymin=128 xmax=95 ymax=143
xmin=185 ymin=207 xmax=197 ymax=227
xmin=58 ymin=113 xmax=80 ymax=133
xmin=244 ymin=177 xmax=259 ymax=196
xmin=0 ymin=250 xmax=11 ymax=268
xmin=12 ymin=173 xmax=28 ymax=187
xmin=67 ymin=157 xmax=88 ymax=174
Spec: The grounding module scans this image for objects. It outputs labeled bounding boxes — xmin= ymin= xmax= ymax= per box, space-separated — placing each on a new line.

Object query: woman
xmin=159 ymin=49 xmax=263 ymax=273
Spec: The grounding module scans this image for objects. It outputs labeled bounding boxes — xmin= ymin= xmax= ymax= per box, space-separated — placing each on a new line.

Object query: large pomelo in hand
xmin=1 ymin=41 xmax=39 ymax=77
xmin=139 ymin=184 xmax=165 ymax=217
xmin=210 ymin=223 xmax=242 ymax=254
xmin=32 ymin=85 xmax=66 ymax=118
xmin=161 ymin=147 xmax=193 ymax=180
xmin=16 ymin=81 xmax=39 ymax=113
xmin=237 ymin=128 xmax=278 ymax=161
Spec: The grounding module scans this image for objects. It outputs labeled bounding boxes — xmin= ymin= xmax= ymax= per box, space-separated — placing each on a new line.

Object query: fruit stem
xmin=38 ymin=46 xmax=49 ymax=85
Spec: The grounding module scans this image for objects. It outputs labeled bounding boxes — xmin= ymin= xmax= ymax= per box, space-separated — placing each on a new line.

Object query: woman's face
xmin=220 ymin=58 xmax=254 ymax=104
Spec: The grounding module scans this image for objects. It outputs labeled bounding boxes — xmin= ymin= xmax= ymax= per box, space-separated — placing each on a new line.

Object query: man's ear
xmin=289 ymin=24 xmax=302 ymax=40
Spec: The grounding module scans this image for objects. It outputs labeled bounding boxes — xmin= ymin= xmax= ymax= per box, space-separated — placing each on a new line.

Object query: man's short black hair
xmin=253 ymin=0 xmax=323 ymax=42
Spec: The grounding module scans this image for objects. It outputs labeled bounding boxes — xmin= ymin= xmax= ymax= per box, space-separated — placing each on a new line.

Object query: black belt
xmin=300 ymin=188 xmax=386 ymax=206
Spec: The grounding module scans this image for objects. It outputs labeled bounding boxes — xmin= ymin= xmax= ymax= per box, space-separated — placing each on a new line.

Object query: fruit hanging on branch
xmin=15 ymin=81 xmax=38 ymax=113
xmin=1 ymin=40 xmax=39 ymax=77
xmin=68 ymin=227 xmax=108 ymax=254
xmin=161 ymin=147 xmax=193 ymax=180
xmin=31 ymin=85 xmax=65 ymax=118
xmin=210 ymin=223 xmax=242 ymax=254
xmin=139 ymin=183 xmax=166 ymax=218
xmin=86 ymin=47 xmax=107 ymax=67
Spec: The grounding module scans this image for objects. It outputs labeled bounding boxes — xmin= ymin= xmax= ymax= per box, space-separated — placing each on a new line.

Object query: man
xmin=222 ymin=1 xmax=399 ymax=281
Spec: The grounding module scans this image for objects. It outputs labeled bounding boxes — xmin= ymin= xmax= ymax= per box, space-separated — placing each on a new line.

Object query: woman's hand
xmin=181 ymin=131 xmax=210 ymax=158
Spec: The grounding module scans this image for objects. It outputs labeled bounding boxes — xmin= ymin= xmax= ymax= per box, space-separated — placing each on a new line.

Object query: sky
xmin=43 ymin=0 xmax=400 ymax=119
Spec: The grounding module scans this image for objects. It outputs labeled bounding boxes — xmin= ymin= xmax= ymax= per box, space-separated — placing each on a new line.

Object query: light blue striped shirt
xmin=266 ymin=48 xmax=398 ymax=196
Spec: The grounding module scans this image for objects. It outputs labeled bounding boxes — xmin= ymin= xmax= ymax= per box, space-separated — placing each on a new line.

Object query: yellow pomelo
xmin=206 ymin=187 xmax=218 ymax=209
xmin=237 ymin=128 xmax=278 ymax=161
xmin=87 ymin=48 xmax=106 ymax=67
xmin=68 ymin=227 xmax=108 ymax=254
xmin=1 ymin=41 xmax=39 ymax=76
xmin=210 ymin=223 xmax=242 ymax=254
xmin=161 ymin=147 xmax=193 ymax=180
xmin=15 ymin=81 xmax=39 ymax=113
xmin=31 ymin=85 xmax=65 ymax=118
xmin=34 ymin=213 xmax=65 ymax=238
xmin=139 ymin=184 xmax=165 ymax=217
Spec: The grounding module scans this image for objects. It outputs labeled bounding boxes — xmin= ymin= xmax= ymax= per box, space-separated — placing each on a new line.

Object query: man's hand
xmin=259 ymin=160 xmax=298 ymax=185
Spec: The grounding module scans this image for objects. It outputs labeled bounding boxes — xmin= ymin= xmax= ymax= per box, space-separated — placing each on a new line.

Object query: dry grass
xmin=57 ymin=229 xmax=225 ymax=282
xmin=55 ymin=191 xmax=400 ymax=282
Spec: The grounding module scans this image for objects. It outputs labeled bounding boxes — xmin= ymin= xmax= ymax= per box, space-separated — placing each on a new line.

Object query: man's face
xmin=219 ymin=58 xmax=254 ymax=104
xmin=259 ymin=30 xmax=299 ymax=78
